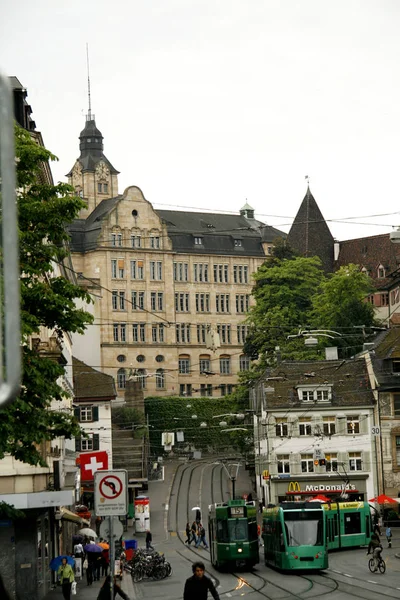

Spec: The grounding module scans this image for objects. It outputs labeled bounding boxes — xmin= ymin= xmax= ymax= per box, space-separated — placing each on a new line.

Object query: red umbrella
xmin=309 ymin=494 xmax=330 ymax=503
xmin=369 ymin=494 xmax=397 ymax=505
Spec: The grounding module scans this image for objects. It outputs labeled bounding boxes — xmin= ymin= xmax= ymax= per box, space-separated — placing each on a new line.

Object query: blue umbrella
xmin=84 ymin=543 xmax=102 ymax=553
xmin=50 ymin=556 xmax=75 ymax=571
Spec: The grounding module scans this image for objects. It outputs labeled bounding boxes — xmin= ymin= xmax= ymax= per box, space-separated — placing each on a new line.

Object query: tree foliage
xmin=0 ymin=126 xmax=93 ymax=466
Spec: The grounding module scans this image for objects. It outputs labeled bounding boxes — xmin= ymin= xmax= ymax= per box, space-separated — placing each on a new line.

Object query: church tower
xmin=287 ymin=185 xmax=334 ymax=272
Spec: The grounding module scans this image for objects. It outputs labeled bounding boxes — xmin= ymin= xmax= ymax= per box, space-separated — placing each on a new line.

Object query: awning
xmin=60 ymin=507 xmax=90 ymax=526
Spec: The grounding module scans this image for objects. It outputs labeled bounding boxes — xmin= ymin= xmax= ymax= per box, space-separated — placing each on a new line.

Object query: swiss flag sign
xmin=80 ymin=451 xmax=109 ymax=481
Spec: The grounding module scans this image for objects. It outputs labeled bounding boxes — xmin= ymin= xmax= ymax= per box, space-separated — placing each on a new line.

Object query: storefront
xmin=271 ymin=474 xmax=369 ymax=504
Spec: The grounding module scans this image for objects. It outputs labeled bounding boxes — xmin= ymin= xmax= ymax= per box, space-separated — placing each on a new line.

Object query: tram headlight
xmin=238 ymin=548 xmax=243 ymax=553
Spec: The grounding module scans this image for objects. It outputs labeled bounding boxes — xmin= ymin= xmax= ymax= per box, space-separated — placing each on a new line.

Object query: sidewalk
xmin=43 ymin=572 xmax=135 ymax=600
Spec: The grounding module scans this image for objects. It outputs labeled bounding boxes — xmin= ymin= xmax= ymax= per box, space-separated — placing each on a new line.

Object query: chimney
xmin=334 ymin=239 xmax=340 ymax=261
xmin=325 ymin=347 xmax=338 ymax=361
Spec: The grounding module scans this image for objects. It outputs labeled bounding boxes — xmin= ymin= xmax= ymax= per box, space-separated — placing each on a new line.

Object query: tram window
xmin=248 ymin=521 xmax=257 ymax=539
xmin=366 ymin=515 xmax=370 ymax=537
xmin=217 ymin=520 xmax=229 ymax=542
xmin=284 ymin=512 xmax=324 ymax=546
xmin=228 ymin=519 xmax=247 ymax=541
xmin=344 ymin=512 xmax=361 ymax=535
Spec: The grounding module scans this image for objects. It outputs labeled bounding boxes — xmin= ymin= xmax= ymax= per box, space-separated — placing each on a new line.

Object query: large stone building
xmin=68 ymin=114 xmax=285 ymax=397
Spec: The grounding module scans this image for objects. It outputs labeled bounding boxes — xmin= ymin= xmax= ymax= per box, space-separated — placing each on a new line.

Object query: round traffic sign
xmin=99 ymin=475 xmax=123 ymax=499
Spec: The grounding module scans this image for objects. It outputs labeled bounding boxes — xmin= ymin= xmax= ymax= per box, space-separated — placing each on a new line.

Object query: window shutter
xmin=74 ymin=407 xmax=80 ymax=420
xmin=75 ymin=438 xmax=81 ymax=452
xmin=92 ymin=406 xmax=99 ymax=422
xmin=138 ymin=261 xmax=144 ymax=268
xmin=118 ymin=260 xmax=125 ymax=269
xmin=93 ymin=434 xmax=100 ymax=451
xmin=362 ymin=451 xmax=369 ymax=472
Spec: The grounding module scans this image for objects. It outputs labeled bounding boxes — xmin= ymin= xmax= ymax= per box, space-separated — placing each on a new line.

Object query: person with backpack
xmin=196 ymin=524 xmax=209 ymax=549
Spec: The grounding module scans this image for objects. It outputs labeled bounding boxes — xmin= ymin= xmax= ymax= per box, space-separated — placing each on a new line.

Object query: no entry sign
xmin=94 ymin=470 xmax=128 ymax=516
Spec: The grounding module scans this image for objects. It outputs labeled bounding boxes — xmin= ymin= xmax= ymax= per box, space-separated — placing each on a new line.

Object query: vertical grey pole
xmin=109 ymin=516 xmax=114 ymax=598
xmin=232 ymin=477 xmax=236 ymax=500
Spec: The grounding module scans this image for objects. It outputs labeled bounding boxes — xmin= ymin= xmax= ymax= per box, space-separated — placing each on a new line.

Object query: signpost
xmin=94 ymin=470 xmax=128 ymax=598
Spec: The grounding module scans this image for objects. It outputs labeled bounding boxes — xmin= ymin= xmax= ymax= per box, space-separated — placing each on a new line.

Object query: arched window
xmin=137 ymin=369 xmax=146 ymax=389
xmin=179 ymin=354 xmax=191 ymax=375
xmin=220 ymin=355 xmax=231 ymax=375
xmin=130 ymin=228 xmax=142 ymax=248
xmin=156 ymin=369 xmax=165 ymax=389
xmin=149 ymin=229 xmax=161 ymax=249
xmin=378 ymin=264 xmax=385 ymax=279
xmin=239 ymin=354 xmax=250 ymax=372
xmin=117 ymin=368 xmax=126 ymax=389
xmin=199 ymin=354 xmax=211 ymax=374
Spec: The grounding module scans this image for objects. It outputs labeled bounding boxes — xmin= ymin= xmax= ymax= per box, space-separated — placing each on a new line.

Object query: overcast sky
xmin=2 ymin=0 xmax=400 ymax=240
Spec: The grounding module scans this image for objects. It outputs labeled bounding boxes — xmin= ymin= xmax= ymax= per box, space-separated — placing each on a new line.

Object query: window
xmin=194 ymin=237 xmax=203 ymax=245
xmin=150 ymin=236 xmax=160 ymax=249
xmin=234 ymin=239 xmax=242 ymax=247
xmin=130 ymin=260 xmax=144 ymax=280
xmin=194 ymin=264 xmax=209 ymax=282
xmin=344 ymin=512 xmax=361 ymax=535
xmin=301 ymin=454 xmax=314 ymax=473
xmin=151 ymin=292 xmax=164 ymax=311
xmin=112 ymin=324 xmax=126 ymax=342
xmin=179 ymin=356 xmax=190 ymax=374
xmin=316 ymin=390 xmax=329 ymax=402
xmin=174 ymin=262 xmax=189 ymax=281
xmin=131 ymin=235 xmax=142 ymax=248
xmin=216 ymin=294 xmax=230 ymax=313
xmin=233 ymin=265 xmax=249 ymax=284
xmin=118 ymin=291 xmax=125 ymax=310
xmin=394 ymin=394 xmax=400 ymax=416
xmin=347 ymin=416 xmax=360 ymax=434
xmin=156 ymin=369 xmax=165 ymax=389
xmin=78 ymin=434 xmax=99 ymax=452
xmin=111 ymin=259 xmax=117 ymax=278
xmin=267 ymin=246 xmax=272 ymax=255
xmin=112 ymin=291 xmax=118 ymax=310
xmin=197 ymin=324 xmax=207 ymax=344
xmin=175 ymin=293 xmax=190 ymax=312
xmin=237 ymin=325 xmax=248 ymax=344
xmin=152 ymin=324 xmax=164 ymax=342
xmin=239 ymin=354 xmax=250 ymax=371
xmin=103 ymin=183 xmax=108 ymax=194
xmin=299 ymin=418 xmax=312 ymax=436
xmin=395 ymin=436 xmax=400 ymax=467
xmin=217 ymin=324 xmax=231 ymax=344
xmin=213 ymin=264 xmax=229 ymax=283
xmin=132 ymin=291 xmax=145 ymax=310
xmin=326 ymin=453 xmax=338 ymax=472
xmin=378 ymin=265 xmax=385 ymax=278
xmin=80 ymin=406 xmax=93 ymax=422
xmin=275 ymin=418 xmax=288 ymax=437
xmin=180 ymin=384 xmax=192 ymax=397
xmin=132 ymin=323 xmax=146 ymax=343
xmin=120 ymin=323 xmax=126 ymax=342
xmin=200 ymin=383 xmax=213 ymax=397
xmin=301 ymin=390 xmax=314 ymax=402
xmin=298 ymin=387 xmax=331 ymax=402
xmin=393 ymin=362 xmax=400 ymax=374
xmin=113 ymin=323 xmax=119 ymax=342
xmin=176 ymin=323 xmax=191 ymax=343
xmin=111 ymin=233 xmax=122 ymax=247
xmin=98 ymin=183 xmax=103 ymax=193
xmin=137 ymin=369 xmax=146 ymax=389
xmin=117 ymin=368 xmax=126 ymax=389
xmin=323 ymin=416 xmax=336 ymax=436
xmin=236 ymin=294 xmax=250 ymax=313
xmin=349 ymin=452 xmax=362 ymax=471
xmin=195 ymin=293 xmax=210 ymax=313
xmin=150 ymin=261 xmax=163 ymax=280
xmin=200 ymin=357 xmax=211 ymax=374
xmin=220 ymin=384 xmax=233 ymax=396
xmin=277 ymin=454 xmax=290 ymax=474
xmin=381 ymin=293 xmax=389 ymax=306
xmin=220 ymin=356 xmax=231 ymax=375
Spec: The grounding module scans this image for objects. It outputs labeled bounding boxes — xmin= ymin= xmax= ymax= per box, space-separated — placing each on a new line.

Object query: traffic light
xmin=319 ymin=459 xmax=326 ymax=466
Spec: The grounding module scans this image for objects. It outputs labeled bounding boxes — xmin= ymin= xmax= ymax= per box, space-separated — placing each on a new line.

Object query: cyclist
xmin=367 ymin=533 xmax=383 ymax=572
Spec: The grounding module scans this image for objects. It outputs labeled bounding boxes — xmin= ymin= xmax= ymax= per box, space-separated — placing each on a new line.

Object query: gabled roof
xmin=372 ymin=328 xmax=400 ymax=360
xmin=73 ymin=357 xmax=116 ymax=400
xmin=336 ymin=233 xmax=400 ymax=288
xmin=263 ymin=358 xmax=374 ymax=408
xmin=287 ymin=186 xmax=334 ymax=272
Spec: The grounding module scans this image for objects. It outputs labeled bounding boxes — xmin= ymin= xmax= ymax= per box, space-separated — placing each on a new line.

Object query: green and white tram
xmin=322 ymin=501 xmax=372 ymax=550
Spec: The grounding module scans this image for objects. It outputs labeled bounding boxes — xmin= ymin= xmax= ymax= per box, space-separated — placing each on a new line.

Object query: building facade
xmin=250 ymin=359 xmax=377 ymax=506
xmin=67 ymin=116 xmax=285 ymax=397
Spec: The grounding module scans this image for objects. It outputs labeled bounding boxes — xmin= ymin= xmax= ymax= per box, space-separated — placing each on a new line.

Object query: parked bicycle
xmin=125 ymin=548 xmax=172 ymax=581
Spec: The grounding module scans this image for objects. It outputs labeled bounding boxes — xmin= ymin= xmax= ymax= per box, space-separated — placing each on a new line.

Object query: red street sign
xmin=80 ymin=451 xmax=108 ymax=481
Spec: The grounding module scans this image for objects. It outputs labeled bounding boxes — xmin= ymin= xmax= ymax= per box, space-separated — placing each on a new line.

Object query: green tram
xmin=208 ymin=499 xmax=259 ymax=570
xmin=322 ymin=501 xmax=372 ymax=550
xmin=262 ymin=502 xmax=328 ymax=571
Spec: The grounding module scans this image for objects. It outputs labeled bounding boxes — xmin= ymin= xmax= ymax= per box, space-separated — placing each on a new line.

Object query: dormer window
xmin=297 ymin=385 xmax=332 ymax=403
xmin=194 ymin=237 xmax=203 ymax=245
xmin=234 ymin=239 xmax=242 ymax=247
xmin=378 ymin=265 xmax=385 ymax=278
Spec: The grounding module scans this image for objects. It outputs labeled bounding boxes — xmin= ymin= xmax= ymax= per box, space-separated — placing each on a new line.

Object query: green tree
xmin=0 ymin=125 xmax=93 ymax=466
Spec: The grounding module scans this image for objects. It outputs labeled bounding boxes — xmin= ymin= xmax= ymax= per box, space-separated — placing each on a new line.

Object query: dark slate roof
xmin=73 ymin=357 xmax=116 ymax=400
xmin=68 ymin=196 xmax=121 ymax=252
xmin=335 ymin=233 xmax=400 ymax=289
xmin=263 ymin=359 xmax=374 ymax=408
xmin=372 ymin=328 xmax=400 ymax=360
xmin=66 ymin=117 xmax=119 ymax=176
xmin=287 ymin=186 xmax=334 ymax=273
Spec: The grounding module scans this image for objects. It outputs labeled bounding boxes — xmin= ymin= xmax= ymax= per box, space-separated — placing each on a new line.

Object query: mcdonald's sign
xmin=262 ymin=470 xmax=270 ymax=480
xmin=288 ymin=481 xmax=301 ymax=493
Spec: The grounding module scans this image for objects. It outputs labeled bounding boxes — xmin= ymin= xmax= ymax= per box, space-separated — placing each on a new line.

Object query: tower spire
xmin=86 ymin=43 xmax=92 ymax=120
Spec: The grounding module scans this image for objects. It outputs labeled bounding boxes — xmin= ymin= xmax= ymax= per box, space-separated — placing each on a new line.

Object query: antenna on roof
xmin=86 ymin=43 xmax=92 ymax=121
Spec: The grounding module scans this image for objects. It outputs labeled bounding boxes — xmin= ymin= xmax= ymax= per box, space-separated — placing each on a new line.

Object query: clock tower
xmin=66 ymin=114 xmax=119 ymax=219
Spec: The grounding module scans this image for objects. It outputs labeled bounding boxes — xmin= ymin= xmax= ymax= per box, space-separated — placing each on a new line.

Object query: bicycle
xmin=368 ymin=556 xmax=386 ymax=574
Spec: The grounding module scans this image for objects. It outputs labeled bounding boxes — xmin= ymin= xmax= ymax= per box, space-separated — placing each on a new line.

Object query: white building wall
xmin=71 ymin=294 xmax=102 ymax=368
xmin=79 ymin=402 xmax=113 ymax=468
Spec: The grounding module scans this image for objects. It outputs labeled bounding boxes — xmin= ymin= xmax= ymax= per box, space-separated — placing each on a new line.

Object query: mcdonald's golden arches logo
xmin=288 ymin=481 xmax=301 ymax=493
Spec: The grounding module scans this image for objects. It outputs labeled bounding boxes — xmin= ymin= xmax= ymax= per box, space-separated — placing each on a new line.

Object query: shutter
xmin=74 ymin=407 xmax=80 ymax=420
xmin=92 ymin=406 xmax=99 ymax=422
xmin=359 ymin=413 xmax=368 ymax=434
xmin=138 ymin=261 xmax=144 ymax=268
xmin=118 ymin=259 xmax=125 ymax=269
xmin=362 ymin=450 xmax=369 ymax=472
xmin=93 ymin=434 xmax=100 ymax=451
xmin=75 ymin=438 xmax=81 ymax=452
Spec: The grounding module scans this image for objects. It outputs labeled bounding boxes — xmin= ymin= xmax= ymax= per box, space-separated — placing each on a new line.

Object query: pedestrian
xmin=196 ymin=509 xmax=201 ymax=525
xmin=97 ymin=575 xmax=131 ymax=600
xmin=73 ymin=541 xmax=84 ymax=559
xmin=196 ymin=524 xmax=208 ymax=549
xmin=94 ymin=553 xmax=102 ymax=580
xmin=247 ymin=493 xmax=253 ymax=502
xmin=84 ymin=556 xmax=92 ymax=586
xmin=259 ymin=499 xmax=265 ymax=514
xmin=183 ymin=561 xmax=220 ymax=600
xmin=57 ymin=557 xmax=75 ymax=600
xmin=386 ymin=525 xmax=392 ymax=548
xmin=101 ymin=548 xmax=110 ymax=577
xmin=146 ymin=530 xmax=154 ymax=551
xmin=185 ymin=522 xmax=192 ymax=545
xmin=191 ymin=521 xmax=198 ymax=545
xmin=87 ymin=554 xmax=97 ymax=585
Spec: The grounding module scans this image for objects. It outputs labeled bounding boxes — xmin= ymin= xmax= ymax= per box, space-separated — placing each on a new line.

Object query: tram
xmin=322 ymin=501 xmax=372 ymax=550
xmin=208 ymin=499 xmax=259 ymax=570
xmin=262 ymin=502 xmax=328 ymax=571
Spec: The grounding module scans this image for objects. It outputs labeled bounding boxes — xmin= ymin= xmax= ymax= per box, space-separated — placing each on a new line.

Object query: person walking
xmin=386 ymin=525 xmax=392 ymax=548
xmin=57 ymin=557 xmax=75 ymax=600
xmin=84 ymin=555 xmax=92 ymax=586
xmin=191 ymin=521 xmax=198 ymax=545
xmin=196 ymin=524 xmax=209 ymax=549
xmin=97 ymin=575 xmax=131 ymax=600
xmin=146 ymin=530 xmax=155 ymax=551
xmin=185 ymin=522 xmax=192 ymax=545
xmin=73 ymin=541 xmax=84 ymax=559
xmin=101 ymin=548 xmax=110 ymax=577
xmin=183 ymin=561 xmax=220 ymax=600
